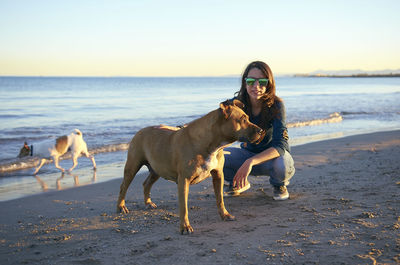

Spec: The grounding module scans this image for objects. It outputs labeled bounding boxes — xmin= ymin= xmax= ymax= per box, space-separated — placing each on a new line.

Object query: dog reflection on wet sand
xmin=34 ymin=171 xmax=97 ymax=191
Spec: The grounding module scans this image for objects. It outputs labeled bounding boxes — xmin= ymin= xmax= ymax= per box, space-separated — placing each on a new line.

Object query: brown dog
xmin=116 ymin=100 xmax=264 ymax=234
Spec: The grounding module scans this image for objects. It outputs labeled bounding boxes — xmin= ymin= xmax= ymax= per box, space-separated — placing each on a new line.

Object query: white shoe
xmin=273 ymin=185 xmax=289 ymax=200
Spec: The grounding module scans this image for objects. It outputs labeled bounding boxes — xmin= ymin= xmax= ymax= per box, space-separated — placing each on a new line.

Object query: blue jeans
xmin=223 ymin=147 xmax=295 ymax=187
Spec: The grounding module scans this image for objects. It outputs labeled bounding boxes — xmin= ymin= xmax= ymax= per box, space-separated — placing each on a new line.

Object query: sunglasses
xmin=245 ymin=78 xmax=269 ymax=87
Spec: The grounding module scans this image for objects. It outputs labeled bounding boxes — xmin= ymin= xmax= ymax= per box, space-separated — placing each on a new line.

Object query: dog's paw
xmin=180 ymin=223 xmax=194 ymax=235
xmin=117 ymin=205 xmax=129 ymax=214
xmin=222 ymin=213 xmax=236 ymax=221
xmin=146 ymin=201 xmax=157 ymax=209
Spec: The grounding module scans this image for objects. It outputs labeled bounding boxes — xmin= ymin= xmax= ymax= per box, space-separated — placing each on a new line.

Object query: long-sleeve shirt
xmin=241 ymin=100 xmax=290 ymax=156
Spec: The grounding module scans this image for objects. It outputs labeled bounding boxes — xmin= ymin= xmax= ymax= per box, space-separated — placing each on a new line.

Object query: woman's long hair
xmin=235 ymin=61 xmax=282 ymax=128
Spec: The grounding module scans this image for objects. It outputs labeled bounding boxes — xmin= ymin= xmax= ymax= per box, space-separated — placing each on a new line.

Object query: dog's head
xmin=18 ymin=142 xmax=31 ymax=158
xmin=219 ymin=99 xmax=265 ymax=144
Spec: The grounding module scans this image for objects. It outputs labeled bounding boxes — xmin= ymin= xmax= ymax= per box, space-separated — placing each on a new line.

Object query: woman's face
xmin=246 ymin=68 xmax=267 ymax=102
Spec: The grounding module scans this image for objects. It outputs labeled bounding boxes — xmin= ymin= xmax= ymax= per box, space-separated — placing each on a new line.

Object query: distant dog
xmin=18 ymin=129 xmax=96 ymax=174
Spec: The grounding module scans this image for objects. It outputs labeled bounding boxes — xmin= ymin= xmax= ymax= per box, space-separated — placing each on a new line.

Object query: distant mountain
xmin=295 ymin=69 xmax=400 ymax=77
xmin=310 ymin=69 xmax=400 ymax=75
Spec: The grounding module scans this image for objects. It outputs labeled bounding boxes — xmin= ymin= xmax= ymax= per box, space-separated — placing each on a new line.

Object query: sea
xmin=1 ymin=76 xmax=399 ymax=201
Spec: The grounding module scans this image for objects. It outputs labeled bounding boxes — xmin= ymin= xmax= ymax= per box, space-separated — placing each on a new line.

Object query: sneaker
xmin=273 ymin=185 xmax=289 ymax=201
xmin=224 ymin=182 xmax=251 ymax=196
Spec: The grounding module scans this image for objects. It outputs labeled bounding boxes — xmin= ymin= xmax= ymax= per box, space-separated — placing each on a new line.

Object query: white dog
xmin=18 ymin=129 xmax=96 ymax=174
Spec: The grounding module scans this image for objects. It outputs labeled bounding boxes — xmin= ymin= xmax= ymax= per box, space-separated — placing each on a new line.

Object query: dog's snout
xmin=252 ymin=127 xmax=266 ymax=144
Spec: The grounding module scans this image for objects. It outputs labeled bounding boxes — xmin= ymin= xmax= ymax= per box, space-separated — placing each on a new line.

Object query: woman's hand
xmin=233 ymin=159 xmax=253 ymax=188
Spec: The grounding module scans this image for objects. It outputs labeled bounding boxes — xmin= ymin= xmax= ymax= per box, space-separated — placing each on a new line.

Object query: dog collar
xmin=30 ymin=145 xmax=33 ymax=156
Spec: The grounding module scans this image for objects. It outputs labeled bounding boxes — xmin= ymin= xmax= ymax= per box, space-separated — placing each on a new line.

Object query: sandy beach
xmin=0 ymin=130 xmax=399 ymax=264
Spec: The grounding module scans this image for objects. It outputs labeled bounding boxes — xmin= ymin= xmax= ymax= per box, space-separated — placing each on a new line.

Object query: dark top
xmin=240 ymin=99 xmax=290 ymax=156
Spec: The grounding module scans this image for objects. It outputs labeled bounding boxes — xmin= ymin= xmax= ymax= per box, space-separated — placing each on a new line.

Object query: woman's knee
xmin=270 ymin=152 xmax=295 ymax=185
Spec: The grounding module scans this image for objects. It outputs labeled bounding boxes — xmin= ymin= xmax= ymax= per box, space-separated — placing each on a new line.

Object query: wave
xmin=287 ymin=112 xmax=343 ymax=128
xmin=90 ymin=143 xmax=130 ymax=154
xmin=0 ymin=143 xmax=130 ymax=174
xmin=0 ymin=158 xmax=39 ymax=174
xmin=340 ymin=111 xmax=371 ymax=115
xmin=0 ymin=113 xmax=46 ymax=119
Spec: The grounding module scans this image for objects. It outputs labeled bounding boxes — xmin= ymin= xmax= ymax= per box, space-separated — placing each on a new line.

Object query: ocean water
xmin=0 ymin=76 xmax=399 ymax=201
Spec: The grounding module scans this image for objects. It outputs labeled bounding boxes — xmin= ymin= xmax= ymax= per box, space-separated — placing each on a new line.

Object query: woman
xmin=223 ymin=61 xmax=295 ymax=200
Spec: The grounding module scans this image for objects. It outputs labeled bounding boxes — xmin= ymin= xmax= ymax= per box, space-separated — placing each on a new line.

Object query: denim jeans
xmin=223 ymin=147 xmax=295 ymax=187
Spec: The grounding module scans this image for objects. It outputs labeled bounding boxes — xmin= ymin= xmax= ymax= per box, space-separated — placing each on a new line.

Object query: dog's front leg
xmin=178 ymin=176 xmax=193 ymax=234
xmin=211 ymin=169 xmax=235 ymax=221
xmin=33 ymin=158 xmax=47 ymax=175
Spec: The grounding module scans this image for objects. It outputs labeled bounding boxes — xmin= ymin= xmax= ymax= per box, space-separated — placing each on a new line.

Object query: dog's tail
xmin=73 ymin=129 xmax=82 ymax=136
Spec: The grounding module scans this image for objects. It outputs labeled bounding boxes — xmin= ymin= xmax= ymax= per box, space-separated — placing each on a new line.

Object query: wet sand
xmin=0 ymin=130 xmax=399 ymax=264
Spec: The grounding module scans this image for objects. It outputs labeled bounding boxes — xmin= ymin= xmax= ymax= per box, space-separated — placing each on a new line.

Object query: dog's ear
xmin=219 ymin=100 xmax=241 ymax=119
xmin=232 ymin=99 xmax=244 ymax=109
xmin=220 ymin=99 xmax=245 ymax=119
xmin=219 ymin=100 xmax=233 ymax=119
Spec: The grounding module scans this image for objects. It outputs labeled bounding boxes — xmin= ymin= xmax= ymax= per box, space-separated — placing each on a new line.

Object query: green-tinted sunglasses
xmin=245 ymin=78 xmax=269 ymax=87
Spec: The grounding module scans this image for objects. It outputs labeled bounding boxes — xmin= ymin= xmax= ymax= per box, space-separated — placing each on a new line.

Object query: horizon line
xmin=1 ymin=68 xmax=399 ymax=79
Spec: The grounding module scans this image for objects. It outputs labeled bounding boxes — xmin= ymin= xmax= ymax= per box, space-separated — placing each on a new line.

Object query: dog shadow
xmin=33 ymin=170 xmax=97 ymax=191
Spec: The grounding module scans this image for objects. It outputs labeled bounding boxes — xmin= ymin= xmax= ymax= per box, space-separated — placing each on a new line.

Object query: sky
xmin=0 ymin=0 xmax=399 ymax=77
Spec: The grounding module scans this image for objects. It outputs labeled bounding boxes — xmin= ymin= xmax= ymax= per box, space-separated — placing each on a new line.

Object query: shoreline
xmin=0 ymin=129 xmax=399 ymax=264
xmin=0 ymin=128 xmax=399 ymax=202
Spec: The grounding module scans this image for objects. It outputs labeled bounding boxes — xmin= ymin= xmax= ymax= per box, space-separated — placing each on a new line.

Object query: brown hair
xmin=234 ymin=61 xmax=282 ymax=128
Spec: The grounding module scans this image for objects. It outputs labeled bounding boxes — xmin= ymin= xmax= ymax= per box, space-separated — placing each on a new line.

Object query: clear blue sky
xmin=1 ymin=0 xmax=399 ymax=76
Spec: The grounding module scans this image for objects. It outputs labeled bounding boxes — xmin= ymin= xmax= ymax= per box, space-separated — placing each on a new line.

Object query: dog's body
xmin=18 ymin=129 xmax=96 ymax=174
xmin=117 ymin=100 xmax=264 ymax=234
